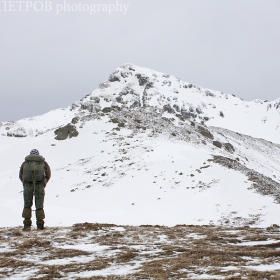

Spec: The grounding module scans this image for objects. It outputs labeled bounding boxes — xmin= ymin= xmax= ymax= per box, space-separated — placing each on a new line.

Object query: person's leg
xmin=35 ymin=182 xmax=45 ymax=229
xmin=22 ymin=182 xmax=34 ymax=230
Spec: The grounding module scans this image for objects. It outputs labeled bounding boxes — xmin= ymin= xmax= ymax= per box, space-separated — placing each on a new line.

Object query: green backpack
xmin=22 ymin=155 xmax=45 ymax=183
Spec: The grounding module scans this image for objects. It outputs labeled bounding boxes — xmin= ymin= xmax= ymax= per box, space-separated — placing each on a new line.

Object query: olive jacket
xmin=19 ymin=160 xmax=51 ymax=187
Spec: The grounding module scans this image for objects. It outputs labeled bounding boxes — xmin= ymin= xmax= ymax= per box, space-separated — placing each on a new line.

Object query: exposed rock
xmin=136 ymin=74 xmax=149 ymax=86
xmin=220 ymin=111 xmax=224 ymax=117
xmin=173 ymin=104 xmax=180 ymax=112
xmin=71 ymin=117 xmax=80 ymax=124
xmin=189 ymin=112 xmax=197 ymax=118
xmin=116 ymin=96 xmax=123 ymax=103
xmin=212 ymin=155 xmax=280 ymax=204
xmin=196 ymin=108 xmax=203 ymax=114
xmin=103 ymin=96 xmax=112 ymax=102
xmin=145 ymin=82 xmax=154 ymax=89
xmin=224 ymin=142 xmax=235 ymax=153
xmin=213 ymin=141 xmax=222 ymax=148
xmin=90 ymin=96 xmax=100 ymax=103
xmin=81 ymin=102 xmax=101 ymax=113
xmin=162 ymin=80 xmax=171 ymax=87
xmin=121 ymin=71 xmax=132 ymax=78
xmin=70 ymin=103 xmax=79 ymax=111
xmin=130 ymin=101 xmax=141 ymax=108
xmin=142 ymin=98 xmax=149 ymax=108
xmin=197 ymin=126 xmax=214 ymax=140
xmin=111 ymin=118 xmax=119 ymax=123
xmin=102 ymin=107 xmax=112 ymax=113
xmin=98 ymin=82 xmax=110 ymax=89
xmin=108 ymin=71 xmax=121 ymax=82
xmin=183 ymin=83 xmax=193 ymax=88
xmin=181 ymin=109 xmax=191 ymax=119
xmin=205 ymin=90 xmax=215 ymax=97
xmin=7 ymin=127 xmax=27 ymax=137
xmin=163 ymin=104 xmax=175 ymax=114
xmin=176 ymin=114 xmax=185 ymax=121
xmin=142 ymin=84 xmax=153 ymax=107
xmin=111 ymin=105 xmax=121 ymax=111
xmin=120 ymin=86 xmax=138 ymax=96
xmin=54 ymin=124 xmax=79 ymax=140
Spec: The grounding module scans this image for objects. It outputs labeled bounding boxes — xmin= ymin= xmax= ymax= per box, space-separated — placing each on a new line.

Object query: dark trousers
xmin=22 ymin=182 xmax=45 ymax=227
xmin=23 ymin=181 xmax=45 ymax=209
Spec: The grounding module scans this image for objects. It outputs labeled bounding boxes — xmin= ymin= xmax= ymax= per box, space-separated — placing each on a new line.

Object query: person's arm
xmin=19 ymin=163 xmax=24 ymax=182
xmin=44 ymin=162 xmax=51 ymax=185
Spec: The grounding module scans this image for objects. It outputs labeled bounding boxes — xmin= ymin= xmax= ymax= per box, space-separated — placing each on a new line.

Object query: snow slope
xmin=0 ymin=64 xmax=279 ymax=228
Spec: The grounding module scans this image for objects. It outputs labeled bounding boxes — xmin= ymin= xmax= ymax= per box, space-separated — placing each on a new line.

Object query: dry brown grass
xmin=1 ymin=223 xmax=280 ymax=279
xmin=42 ymin=248 xmax=91 ymax=261
xmin=115 ymin=250 xmax=138 ymax=263
xmin=72 ymin=222 xmax=117 ymax=231
xmin=19 ymin=238 xmax=51 ymax=249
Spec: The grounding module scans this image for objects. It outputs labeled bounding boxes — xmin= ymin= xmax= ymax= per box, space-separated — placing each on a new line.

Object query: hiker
xmin=19 ymin=149 xmax=51 ymax=231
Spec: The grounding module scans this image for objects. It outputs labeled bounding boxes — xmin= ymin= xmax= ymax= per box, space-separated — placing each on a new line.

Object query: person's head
xmin=30 ymin=149 xmax=39 ymax=155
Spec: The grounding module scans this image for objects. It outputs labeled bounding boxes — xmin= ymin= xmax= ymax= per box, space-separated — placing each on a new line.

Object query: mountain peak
xmin=0 ymin=64 xmax=279 ymax=144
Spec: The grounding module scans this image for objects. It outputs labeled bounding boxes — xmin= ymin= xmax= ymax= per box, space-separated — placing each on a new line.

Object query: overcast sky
xmin=0 ymin=0 xmax=280 ymax=121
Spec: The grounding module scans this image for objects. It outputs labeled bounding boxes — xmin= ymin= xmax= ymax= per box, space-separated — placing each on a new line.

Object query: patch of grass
xmin=42 ymin=248 xmax=91 ymax=261
xmin=72 ymin=222 xmax=117 ymax=232
xmin=9 ymin=229 xmax=23 ymax=237
xmin=19 ymin=238 xmax=51 ymax=249
xmin=1 ymin=224 xmax=280 ymax=279
xmin=115 ymin=250 xmax=138 ymax=263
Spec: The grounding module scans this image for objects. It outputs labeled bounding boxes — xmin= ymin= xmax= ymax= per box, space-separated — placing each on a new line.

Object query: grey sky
xmin=0 ymin=0 xmax=280 ymax=121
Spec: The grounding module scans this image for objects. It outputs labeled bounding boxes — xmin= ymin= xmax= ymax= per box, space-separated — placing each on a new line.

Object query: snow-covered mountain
xmin=1 ymin=64 xmax=279 ymax=143
xmin=0 ymin=64 xmax=279 ymax=227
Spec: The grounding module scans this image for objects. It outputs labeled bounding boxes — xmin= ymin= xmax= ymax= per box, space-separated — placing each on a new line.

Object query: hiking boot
xmin=22 ymin=208 xmax=32 ymax=229
xmin=37 ymin=224 xmax=44 ymax=230
xmin=36 ymin=209 xmax=45 ymax=230
xmin=22 ymin=225 xmax=31 ymax=231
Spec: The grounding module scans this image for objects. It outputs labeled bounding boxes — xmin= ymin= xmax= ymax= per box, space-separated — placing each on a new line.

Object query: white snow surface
xmin=0 ymin=64 xmax=279 ymax=227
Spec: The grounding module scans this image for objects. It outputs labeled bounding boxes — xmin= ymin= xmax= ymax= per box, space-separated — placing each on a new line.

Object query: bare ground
xmin=1 ymin=223 xmax=280 ymax=279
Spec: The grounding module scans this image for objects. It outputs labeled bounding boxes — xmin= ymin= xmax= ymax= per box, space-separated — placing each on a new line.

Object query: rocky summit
xmin=1 ymin=64 xmax=279 ymax=142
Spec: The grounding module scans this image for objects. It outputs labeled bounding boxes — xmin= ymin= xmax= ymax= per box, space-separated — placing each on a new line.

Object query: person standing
xmin=19 ymin=149 xmax=51 ymax=231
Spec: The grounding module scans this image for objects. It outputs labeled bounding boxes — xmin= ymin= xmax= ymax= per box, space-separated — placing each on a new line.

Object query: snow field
xmin=1 ymin=115 xmax=279 ymax=227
